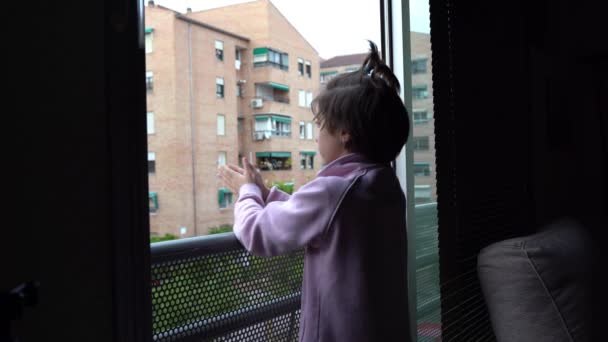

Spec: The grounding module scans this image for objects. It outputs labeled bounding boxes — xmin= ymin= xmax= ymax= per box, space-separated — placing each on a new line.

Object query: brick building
xmin=320 ymin=32 xmax=437 ymax=204
xmin=145 ymin=0 xmax=320 ymax=237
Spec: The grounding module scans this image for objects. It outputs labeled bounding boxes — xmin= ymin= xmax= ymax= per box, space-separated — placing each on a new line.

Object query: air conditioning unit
xmin=254 ymin=132 xmax=265 ymax=141
xmin=251 ymin=98 xmax=263 ymax=108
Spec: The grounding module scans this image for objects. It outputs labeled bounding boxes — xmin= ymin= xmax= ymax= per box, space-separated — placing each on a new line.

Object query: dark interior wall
xmin=5 ymin=1 xmax=114 ymax=341
xmin=432 ymin=0 xmax=607 ymax=339
xmin=527 ymin=0 xmax=607 ymax=233
xmin=526 ymin=1 xmax=608 ymax=338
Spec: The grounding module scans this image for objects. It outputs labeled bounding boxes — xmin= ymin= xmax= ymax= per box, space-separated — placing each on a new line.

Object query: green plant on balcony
xmin=272 ymin=181 xmax=294 ymax=194
xmin=150 ymin=233 xmax=178 ymax=243
xmin=208 ymin=224 xmax=233 ymax=235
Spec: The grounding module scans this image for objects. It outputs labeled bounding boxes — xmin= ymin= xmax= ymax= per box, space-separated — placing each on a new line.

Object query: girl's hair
xmin=312 ymin=41 xmax=410 ymax=164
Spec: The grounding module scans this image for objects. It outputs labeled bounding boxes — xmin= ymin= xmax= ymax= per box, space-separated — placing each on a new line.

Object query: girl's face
xmin=315 ymin=120 xmax=351 ymax=164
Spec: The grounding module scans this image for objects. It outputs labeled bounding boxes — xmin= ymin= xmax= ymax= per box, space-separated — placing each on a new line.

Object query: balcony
xmin=255 ymin=83 xmax=290 ymax=104
xmin=150 ymin=203 xmax=439 ymax=341
xmin=253 ymin=115 xmax=292 ymax=140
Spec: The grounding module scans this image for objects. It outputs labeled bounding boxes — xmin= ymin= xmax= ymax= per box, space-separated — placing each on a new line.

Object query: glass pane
xmin=145 ymin=0 xmax=379 ymax=240
xmin=408 ymin=1 xmax=442 ymax=340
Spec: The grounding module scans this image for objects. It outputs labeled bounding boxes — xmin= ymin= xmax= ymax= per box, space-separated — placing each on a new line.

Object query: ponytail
xmin=361 ymin=40 xmax=401 ymax=94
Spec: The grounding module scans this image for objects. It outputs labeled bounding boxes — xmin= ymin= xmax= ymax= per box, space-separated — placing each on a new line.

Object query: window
xmin=299 ymin=121 xmax=305 ymax=139
xmin=412 ymin=58 xmax=427 ymax=74
xmin=218 ymin=152 xmax=227 ymax=166
xmin=218 ymin=188 xmax=233 ymax=209
xmin=236 ymin=83 xmax=243 ymax=97
xmin=413 ymin=136 xmax=430 ymax=151
xmin=305 ymin=61 xmax=311 ymax=78
xmin=256 ymin=152 xmax=292 ymax=171
xmin=414 ymin=162 xmax=431 ymax=176
xmin=254 ymin=115 xmax=291 ymax=138
xmin=414 ymin=185 xmax=432 ymax=204
xmin=413 ymin=110 xmax=429 ymax=125
xmin=149 ymin=192 xmax=158 ymax=213
xmin=320 ymin=71 xmax=337 ymax=83
xmin=147 ymin=112 xmax=155 ymax=134
xmin=300 ymin=151 xmax=316 ymax=169
xmin=148 ymin=152 xmax=156 ymax=173
xmin=298 ymin=90 xmax=306 ymax=107
xmin=253 ymin=47 xmax=289 ymax=70
xmin=306 ymin=91 xmax=313 ymax=107
xmin=413 ymin=85 xmax=429 ymax=99
xmin=235 ymin=48 xmax=242 ymax=69
xmin=255 ymin=83 xmax=290 ymax=103
xmin=215 ymin=40 xmax=224 ymax=61
xmin=274 ymin=121 xmax=291 ymax=137
xmin=145 ymin=28 xmax=153 ymax=53
xmin=146 ymin=71 xmax=154 ymax=91
xmin=306 ymin=122 xmax=313 ymax=140
xmin=217 ymin=114 xmax=225 ymax=136
xmin=298 ymin=58 xmax=304 ymax=76
xmin=216 ymin=77 xmax=224 ymax=98
xmin=345 ymin=66 xmax=360 ymax=72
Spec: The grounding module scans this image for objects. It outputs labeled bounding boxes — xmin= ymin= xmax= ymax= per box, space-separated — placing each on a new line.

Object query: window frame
xmin=217 ymin=114 xmax=226 ymax=136
xmin=215 ymin=40 xmax=224 ymax=61
xmin=147 ymin=112 xmax=155 ymax=134
xmin=216 ymin=77 xmax=225 ymax=98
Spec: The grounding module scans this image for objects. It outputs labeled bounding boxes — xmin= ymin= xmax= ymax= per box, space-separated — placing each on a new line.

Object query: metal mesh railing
xmin=151 ymin=233 xmax=304 ymax=342
xmin=150 ymin=203 xmax=439 ymax=342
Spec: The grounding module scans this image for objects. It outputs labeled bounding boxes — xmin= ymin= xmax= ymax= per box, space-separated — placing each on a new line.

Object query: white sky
xmin=152 ymin=0 xmax=430 ymax=59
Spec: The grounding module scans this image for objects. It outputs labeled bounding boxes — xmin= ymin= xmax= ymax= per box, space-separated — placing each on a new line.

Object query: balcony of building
xmin=150 ymin=203 xmax=440 ymax=342
xmin=253 ymin=82 xmax=290 ymax=105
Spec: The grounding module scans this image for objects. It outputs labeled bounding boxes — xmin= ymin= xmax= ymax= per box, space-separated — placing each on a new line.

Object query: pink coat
xmin=234 ymin=153 xmax=411 ymax=342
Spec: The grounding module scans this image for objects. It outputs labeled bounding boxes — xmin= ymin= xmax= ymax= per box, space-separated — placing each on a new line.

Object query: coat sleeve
xmin=265 ymin=186 xmax=291 ymax=204
xmin=233 ymin=178 xmax=351 ymax=256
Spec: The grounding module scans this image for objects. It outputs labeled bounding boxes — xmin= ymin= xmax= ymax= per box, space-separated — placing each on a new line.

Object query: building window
xmin=218 ymin=151 xmax=227 ymax=166
xmin=146 ymin=71 xmax=154 ymax=91
xmin=306 ymin=122 xmax=313 ymax=140
xmin=256 ymin=152 xmax=292 ymax=171
xmin=298 ymin=90 xmax=306 ymax=107
xmin=306 ymin=91 xmax=313 ymax=107
xmin=148 ymin=152 xmax=156 ymax=173
xmin=254 ymin=115 xmax=291 ymax=138
xmin=299 ymin=121 xmax=305 ymax=139
xmin=413 ymin=85 xmax=429 ymax=99
xmin=320 ymin=71 xmax=337 ymax=83
xmin=149 ymin=192 xmax=159 ymax=213
xmin=413 ymin=110 xmax=429 ymax=125
xmin=215 ymin=40 xmax=224 ymax=61
xmin=305 ymin=61 xmax=311 ymax=78
xmin=145 ymin=28 xmax=154 ymax=53
xmin=414 ymin=185 xmax=432 ymax=204
xmin=147 ymin=112 xmax=155 ymax=134
xmin=217 ymin=114 xmax=225 ymax=136
xmin=412 ymin=58 xmax=427 ymax=74
xmin=413 ymin=136 xmax=430 ymax=151
xmin=216 ymin=77 xmax=224 ymax=98
xmin=253 ymin=47 xmax=289 ymax=70
xmin=235 ymin=48 xmax=242 ymax=69
xmin=345 ymin=66 xmax=360 ymax=72
xmin=218 ymin=188 xmax=233 ymax=209
xmin=414 ymin=162 xmax=431 ymax=176
xmin=300 ymin=151 xmax=316 ymax=169
xmin=298 ymin=58 xmax=304 ymax=76
xmin=255 ymin=83 xmax=289 ymax=103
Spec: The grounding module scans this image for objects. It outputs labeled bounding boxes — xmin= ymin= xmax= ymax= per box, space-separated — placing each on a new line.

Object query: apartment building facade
xmin=320 ymin=32 xmax=437 ymax=204
xmin=145 ymin=0 xmax=320 ymax=237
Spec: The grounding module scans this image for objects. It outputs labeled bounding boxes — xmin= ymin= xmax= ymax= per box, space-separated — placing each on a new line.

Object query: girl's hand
xmin=219 ymin=158 xmax=270 ymax=200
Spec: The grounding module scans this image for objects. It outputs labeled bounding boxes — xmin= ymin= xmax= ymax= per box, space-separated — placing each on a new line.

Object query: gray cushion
xmin=477 ymin=218 xmax=592 ymax=342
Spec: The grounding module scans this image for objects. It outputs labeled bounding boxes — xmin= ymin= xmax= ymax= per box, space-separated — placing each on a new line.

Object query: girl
xmin=219 ymin=41 xmax=411 ymax=342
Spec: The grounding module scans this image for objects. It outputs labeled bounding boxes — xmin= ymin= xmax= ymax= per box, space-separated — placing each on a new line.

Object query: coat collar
xmin=317 ymin=153 xmax=384 ymax=177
